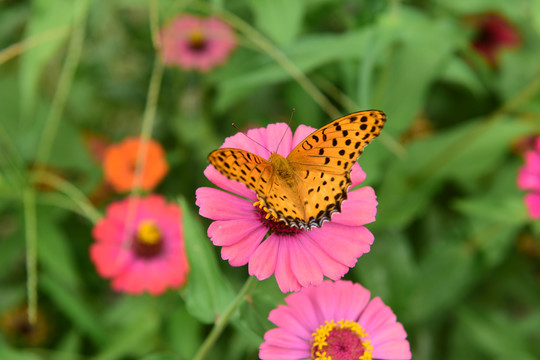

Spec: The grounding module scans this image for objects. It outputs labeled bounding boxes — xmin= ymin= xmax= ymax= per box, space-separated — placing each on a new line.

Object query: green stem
xmin=35 ymin=0 xmax=89 ymax=166
xmin=193 ymin=276 xmax=258 ymax=360
xmin=0 ymin=26 xmax=69 ymax=65
xmin=197 ymin=4 xmax=341 ymax=119
xmin=130 ymin=3 xmax=164 ymax=194
xmin=31 ymin=170 xmax=102 ymax=224
xmin=122 ymin=1 xmax=165 ymax=244
xmin=23 ymin=188 xmax=38 ymax=324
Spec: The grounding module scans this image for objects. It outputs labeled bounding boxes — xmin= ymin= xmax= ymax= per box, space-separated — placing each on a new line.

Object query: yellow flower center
xmin=253 ymin=195 xmax=301 ymax=235
xmin=311 ymin=320 xmax=373 ymax=360
xmin=136 ymin=220 xmax=161 ymax=245
xmin=188 ymin=30 xmax=207 ymax=51
xmin=253 ymin=196 xmax=279 ymax=222
xmin=133 ymin=220 xmax=163 ymax=258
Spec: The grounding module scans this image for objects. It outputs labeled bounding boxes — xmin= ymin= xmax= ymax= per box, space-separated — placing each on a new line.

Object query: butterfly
xmin=208 ymin=110 xmax=386 ymax=230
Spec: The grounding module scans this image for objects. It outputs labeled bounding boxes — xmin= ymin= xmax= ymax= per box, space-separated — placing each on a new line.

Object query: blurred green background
xmin=1 ymin=0 xmax=540 ymax=359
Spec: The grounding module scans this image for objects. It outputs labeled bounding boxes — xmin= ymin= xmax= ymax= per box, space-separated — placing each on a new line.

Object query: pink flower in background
xmin=90 ymin=195 xmax=189 ymax=295
xmin=470 ymin=12 xmax=520 ymax=66
xmin=259 ymin=280 xmax=412 ymax=360
xmin=517 ymin=137 xmax=540 ymax=219
xmin=195 ymin=123 xmax=378 ymax=293
xmin=160 ymin=14 xmax=237 ymax=72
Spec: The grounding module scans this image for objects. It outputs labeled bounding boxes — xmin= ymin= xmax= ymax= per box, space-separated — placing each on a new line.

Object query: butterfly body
xmin=209 ymin=110 xmax=386 ymax=230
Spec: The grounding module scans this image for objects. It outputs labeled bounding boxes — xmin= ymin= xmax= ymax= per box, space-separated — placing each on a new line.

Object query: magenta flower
xmin=90 ymin=195 xmax=189 ymax=295
xmin=517 ymin=137 xmax=540 ymax=219
xmin=160 ymin=14 xmax=237 ymax=72
xmin=260 ymin=280 xmax=412 ymax=360
xmin=471 ymin=12 xmax=520 ymax=67
xmin=195 ymin=123 xmax=378 ymax=293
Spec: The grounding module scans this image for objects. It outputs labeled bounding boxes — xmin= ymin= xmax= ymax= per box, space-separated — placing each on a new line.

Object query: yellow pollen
xmin=136 ymin=220 xmax=161 ymax=245
xmin=311 ymin=319 xmax=373 ymax=360
xmin=253 ymin=197 xmax=279 ymax=221
xmin=189 ymin=30 xmax=206 ymax=47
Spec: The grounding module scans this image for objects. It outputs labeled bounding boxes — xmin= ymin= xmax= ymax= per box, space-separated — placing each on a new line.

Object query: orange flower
xmin=103 ymin=137 xmax=169 ymax=193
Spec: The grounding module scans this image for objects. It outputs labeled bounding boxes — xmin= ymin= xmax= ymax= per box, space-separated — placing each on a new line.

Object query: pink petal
xmin=249 ymin=235 xmax=279 ymax=280
xmin=112 ymin=261 xmax=146 ymax=294
xmin=291 ymin=125 xmax=316 ymax=148
xmin=274 ymin=241 xmax=302 ymax=292
xmin=262 ymin=328 xmax=310 ymax=350
xmin=219 ymin=224 xmax=268 ymax=266
xmin=203 ymin=166 xmax=256 ymax=200
xmin=208 ymin=219 xmax=266 ymax=246
xmin=286 ymin=238 xmax=323 ymax=287
xmin=358 ymin=297 xmax=397 ymax=336
xmin=89 ymin=243 xmax=132 ymax=277
xmin=371 ymin=340 xmax=412 ymax=360
xmin=92 ymin=218 xmax=125 ymax=244
xmin=267 ymin=305 xmax=312 ymax=340
xmin=280 ymin=290 xmax=321 ymax=333
xmin=350 ymin=163 xmax=367 ymax=186
xmin=525 ymin=193 xmax=540 ymax=218
xmin=318 ymin=281 xmax=371 ymax=324
xmin=196 ymin=187 xmax=256 ymax=220
xmin=260 ymin=343 xmax=310 ymax=360
xmin=309 ymin=223 xmax=374 ymax=267
xmin=264 ymin=123 xmax=293 ymax=157
xmin=332 ymin=186 xmax=377 ymax=226
xmin=295 ymin=232 xmax=350 ymax=280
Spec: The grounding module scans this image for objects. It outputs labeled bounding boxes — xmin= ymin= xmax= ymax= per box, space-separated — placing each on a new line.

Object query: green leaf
xmin=54 ymin=331 xmax=82 ymax=360
xmin=214 ymin=28 xmax=372 ymax=111
xmin=405 ymin=238 xmax=476 ymax=324
xmin=167 ymin=301 xmax=203 ymax=360
xmin=376 ymin=116 xmax=536 ymax=227
xmin=19 ymin=0 xmax=76 ymax=120
xmin=0 ymin=346 xmax=41 ymax=360
xmin=35 ymin=207 xmax=81 ymax=289
xmin=372 ymin=7 xmax=466 ymax=134
xmin=39 ymin=273 xmax=105 ymax=345
xmin=249 ymin=0 xmax=304 ymax=46
xmin=179 ymin=197 xmax=235 ymax=323
xmin=95 ymin=297 xmax=160 ymax=360
xmin=354 ymin=230 xmax=416 ymax=314
xmin=237 ymin=278 xmax=283 ymax=340
xmin=458 ymin=307 xmax=537 ymax=360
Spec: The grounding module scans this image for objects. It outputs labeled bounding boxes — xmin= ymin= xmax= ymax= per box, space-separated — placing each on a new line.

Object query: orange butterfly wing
xmin=208 ymin=148 xmax=274 ymax=196
xmin=208 ymin=110 xmax=386 ymax=230
xmin=284 ymin=110 xmax=386 ymax=229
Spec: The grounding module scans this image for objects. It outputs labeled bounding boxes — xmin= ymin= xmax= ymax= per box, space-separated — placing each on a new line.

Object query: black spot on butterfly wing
xmin=208 ymin=148 xmax=273 ymax=196
xmin=286 ymin=110 xmax=386 ymax=174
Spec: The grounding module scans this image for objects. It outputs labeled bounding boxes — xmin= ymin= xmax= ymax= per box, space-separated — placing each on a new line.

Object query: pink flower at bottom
xmin=260 ymin=280 xmax=412 ymax=360
xmin=518 ymin=137 xmax=540 ymax=219
xmin=195 ymin=122 xmax=378 ymax=293
xmin=90 ymin=195 xmax=189 ymax=295
xmin=160 ymin=14 xmax=237 ymax=72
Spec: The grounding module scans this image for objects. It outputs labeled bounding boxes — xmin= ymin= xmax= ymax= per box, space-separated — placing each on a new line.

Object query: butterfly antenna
xmin=232 ymin=123 xmax=271 ymax=153
xmin=275 ymin=108 xmax=295 ymax=153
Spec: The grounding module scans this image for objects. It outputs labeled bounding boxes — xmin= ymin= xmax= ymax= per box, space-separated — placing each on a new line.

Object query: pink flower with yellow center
xmin=160 ymin=14 xmax=237 ymax=72
xmin=517 ymin=137 xmax=540 ymax=219
xmin=90 ymin=195 xmax=189 ymax=295
xmin=260 ymin=280 xmax=411 ymax=360
xmin=195 ymin=123 xmax=378 ymax=293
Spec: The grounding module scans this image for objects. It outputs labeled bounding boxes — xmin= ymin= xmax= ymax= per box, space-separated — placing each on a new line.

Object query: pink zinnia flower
xmin=160 ymin=14 xmax=237 ymax=72
xmin=90 ymin=195 xmax=189 ymax=295
xmin=470 ymin=12 xmax=520 ymax=66
xmin=260 ymin=280 xmax=412 ymax=360
xmin=517 ymin=137 xmax=540 ymax=219
xmin=195 ymin=123 xmax=378 ymax=293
